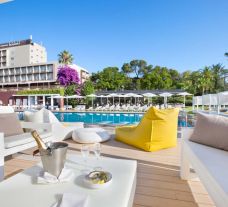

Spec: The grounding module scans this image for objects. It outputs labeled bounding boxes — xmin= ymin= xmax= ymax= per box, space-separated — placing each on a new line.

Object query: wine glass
xmin=93 ymin=143 xmax=102 ymax=170
xmin=81 ymin=144 xmax=90 ymax=172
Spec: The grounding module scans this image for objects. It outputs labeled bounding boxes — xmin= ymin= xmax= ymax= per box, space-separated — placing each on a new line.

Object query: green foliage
xmin=81 ymin=80 xmax=95 ymax=106
xmin=63 ymin=84 xmax=80 ymax=107
xmin=91 ymin=67 xmax=130 ymax=90
xmin=16 ymin=88 xmax=64 ymax=95
xmin=91 ymin=59 xmax=227 ymax=96
xmin=141 ymin=66 xmax=173 ymax=89
xmin=81 ymin=80 xmax=95 ymax=96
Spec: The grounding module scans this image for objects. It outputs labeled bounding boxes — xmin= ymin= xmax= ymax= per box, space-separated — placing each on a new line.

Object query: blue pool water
xmin=53 ymin=112 xmax=192 ymax=126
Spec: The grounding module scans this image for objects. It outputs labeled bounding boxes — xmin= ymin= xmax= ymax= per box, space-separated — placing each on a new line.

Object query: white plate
xmin=84 ymin=171 xmax=112 ymax=189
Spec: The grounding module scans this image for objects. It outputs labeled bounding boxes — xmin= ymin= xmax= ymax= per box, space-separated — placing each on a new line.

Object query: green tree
xmin=169 ymin=69 xmax=181 ymax=88
xmin=81 ymin=80 xmax=95 ymax=96
xmin=198 ymin=67 xmax=214 ymax=94
xmin=121 ymin=63 xmax=132 ymax=76
xmin=91 ymin=67 xmax=129 ymax=90
xmin=211 ymin=64 xmax=226 ymax=92
xmin=129 ymin=59 xmax=147 ymax=78
xmin=224 ymin=52 xmax=228 ymax=57
xmin=64 ymin=84 xmax=79 ymax=107
xmin=141 ymin=66 xmax=172 ymax=89
xmin=58 ymin=50 xmax=74 ymax=65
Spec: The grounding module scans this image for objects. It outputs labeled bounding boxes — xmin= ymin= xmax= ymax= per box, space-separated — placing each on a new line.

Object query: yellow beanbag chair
xmin=115 ymin=107 xmax=179 ymax=151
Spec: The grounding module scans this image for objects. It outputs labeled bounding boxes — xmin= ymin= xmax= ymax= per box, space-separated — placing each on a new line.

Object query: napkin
xmin=37 ymin=168 xmax=74 ymax=184
xmin=52 ymin=193 xmax=89 ymax=207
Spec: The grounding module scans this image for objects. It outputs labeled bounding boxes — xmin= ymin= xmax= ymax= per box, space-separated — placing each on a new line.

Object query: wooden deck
xmin=4 ymin=137 xmax=215 ymax=207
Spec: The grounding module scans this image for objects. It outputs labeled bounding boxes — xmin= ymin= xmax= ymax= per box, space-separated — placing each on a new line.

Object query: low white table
xmin=0 ymin=154 xmax=137 ymax=207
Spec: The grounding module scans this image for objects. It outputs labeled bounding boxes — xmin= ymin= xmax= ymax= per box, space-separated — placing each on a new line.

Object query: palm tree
xmin=199 ymin=67 xmax=214 ymax=94
xmin=211 ymin=64 xmax=226 ymax=92
xmin=224 ymin=52 xmax=228 ymax=57
xmin=58 ymin=50 xmax=74 ymax=65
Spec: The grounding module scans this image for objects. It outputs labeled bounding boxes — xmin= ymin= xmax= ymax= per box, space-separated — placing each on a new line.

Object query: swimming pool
xmin=53 ymin=112 xmax=193 ymax=126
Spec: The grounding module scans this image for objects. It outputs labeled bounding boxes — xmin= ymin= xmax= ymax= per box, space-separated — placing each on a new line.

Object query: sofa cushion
xmin=115 ymin=107 xmax=179 ymax=151
xmin=24 ymin=109 xmax=44 ymax=123
xmin=24 ymin=108 xmax=61 ymax=125
xmin=190 ymin=113 xmax=228 ymax=151
xmin=4 ymin=131 xmax=52 ymax=149
xmin=0 ymin=113 xmax=23 ymax=137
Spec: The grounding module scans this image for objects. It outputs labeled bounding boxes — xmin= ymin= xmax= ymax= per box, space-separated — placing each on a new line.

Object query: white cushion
xmin=72 ymin=128 xmax=110 ymax=143
xmin=24 ymin=109 xmax=44 ymax=123
xmin=0 ymin=106 xmax=14 ymax=113
xmin=4 ymin=131 xmax=52 ymax=149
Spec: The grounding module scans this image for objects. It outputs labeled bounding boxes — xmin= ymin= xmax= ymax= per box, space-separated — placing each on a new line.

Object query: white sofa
xmin=181 ymin=127 xmax=228 ymax=207
xmin=0 ymin=107 xmax=55 ymax=181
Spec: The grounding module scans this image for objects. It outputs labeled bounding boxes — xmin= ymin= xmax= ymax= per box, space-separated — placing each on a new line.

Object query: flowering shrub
xmin=57 ymin=66 xmax=80 ymax=86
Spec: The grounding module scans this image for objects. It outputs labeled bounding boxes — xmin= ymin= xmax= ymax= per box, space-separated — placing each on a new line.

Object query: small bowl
xmin=84 ymin=171 xmax=112 ymax=189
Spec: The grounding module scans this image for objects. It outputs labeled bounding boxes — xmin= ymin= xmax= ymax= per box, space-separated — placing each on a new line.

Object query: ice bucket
xmin=39 ymin=142 xmax=68 ymax=177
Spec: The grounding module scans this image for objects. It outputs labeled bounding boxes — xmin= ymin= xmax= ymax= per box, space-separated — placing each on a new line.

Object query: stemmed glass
xmin=81 ymin=144 xmax=90 ymax=173
xmin=93 ymin=143 xmax=102 ymax=170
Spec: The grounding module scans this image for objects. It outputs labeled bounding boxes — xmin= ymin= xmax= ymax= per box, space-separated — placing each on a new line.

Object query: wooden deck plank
xmin=3 ymin=137 xmax=215 ymax=207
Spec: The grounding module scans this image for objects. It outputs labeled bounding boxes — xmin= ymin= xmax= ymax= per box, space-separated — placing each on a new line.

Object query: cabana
xmin=217 ymin=91 xmax=228 ymax=114
xmin=202 ymin=94 xmax=218 ymax=111
xmin=192 ymin=96 xmax=202 ymax=111
xmin=11 ymin=94 xmax=60 ymax=109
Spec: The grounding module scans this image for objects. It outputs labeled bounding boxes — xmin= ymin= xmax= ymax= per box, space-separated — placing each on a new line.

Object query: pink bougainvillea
xmin=57 ymin=66 xmax=80 ymax=86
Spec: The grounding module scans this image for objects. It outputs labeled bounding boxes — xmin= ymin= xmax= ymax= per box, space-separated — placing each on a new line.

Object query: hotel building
xmin=0 ymin=38 xmax=90 ymax=90
xmin=0 ymin=37 xmax=90 ymax=105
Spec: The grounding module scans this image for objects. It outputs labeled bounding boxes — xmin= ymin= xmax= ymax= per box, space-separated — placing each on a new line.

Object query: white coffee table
xmin=0 ymin=154 xmax=137 ymax=207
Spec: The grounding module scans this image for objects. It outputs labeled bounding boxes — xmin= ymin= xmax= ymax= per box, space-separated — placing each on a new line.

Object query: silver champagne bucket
xmin=39 ymin=142 xmax=68 ymax=177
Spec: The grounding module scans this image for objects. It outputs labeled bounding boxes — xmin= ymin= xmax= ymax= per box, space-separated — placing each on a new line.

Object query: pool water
xmin=53 ymin=112 xmax=193 ymax=126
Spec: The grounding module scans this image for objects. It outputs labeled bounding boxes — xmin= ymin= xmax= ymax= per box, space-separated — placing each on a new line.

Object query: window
xmin=4 ymin=69 xmax=9 ymax=75
xmin=10 ymin=76 xmax=14 ymax=82
xmin=47 ymin=73 xmax=53 ymax=80
xmin=47 ymin=65 xmax=53 ymax=72
xmin=15 ymin=75 xmax=20 ymax=82
xmin=40 ymin=74 xmax=46 ymax=80
xmin=21 ymin=75 xmax=26 ymax=81
xmin=21 ymin=67 xmax=26 ymax=74
xmin=15 ymin=68 xmax=20 ymax=74
xmin=28 ymin=67 xmax=33 ymax=73
xmin=4 ymin=76 xmax=9 ymax=82
xmin=34 ymin=66 xmax=39 ymax=73
xmin=27 ymin=74 xmax=33 ymax=81
xmin=34 ymin=74 xmax=39 ymax=81
xmin=10 ymin=68 xmax=14 ymax=74
xmin=40 ymin=65 xmax=46 ymax=72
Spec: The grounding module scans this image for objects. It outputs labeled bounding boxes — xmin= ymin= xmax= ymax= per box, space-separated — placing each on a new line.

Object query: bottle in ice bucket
xmin=31 ymin=130 xmax=68 ymax=177
xmin=31 ymin=130 xmax=47 ymax=150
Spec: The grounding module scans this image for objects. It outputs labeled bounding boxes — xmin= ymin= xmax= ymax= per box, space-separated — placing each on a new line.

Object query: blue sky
xmin=0 ymin=0 xmax=227 ymax=73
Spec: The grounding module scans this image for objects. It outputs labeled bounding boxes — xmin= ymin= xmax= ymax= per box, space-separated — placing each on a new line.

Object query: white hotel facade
xmin=0 ymin=37 xmax=90 ymax=90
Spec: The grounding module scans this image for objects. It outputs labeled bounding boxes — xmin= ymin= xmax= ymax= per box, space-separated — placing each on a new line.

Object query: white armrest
xmin=0 ymin=133 xmax=4 ymax=181
xmin=181 ymin=127 xmax=194 ymax=140
xmin=20 ymin=122 xmax=53 ymax=131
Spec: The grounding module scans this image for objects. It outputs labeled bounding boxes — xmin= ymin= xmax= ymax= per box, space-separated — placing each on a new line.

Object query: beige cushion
xmin=4 ymin=131 xmax=52 ymax=149
xmin=0 ymin=113 xmax=23 ymax=137
xmin=190 ymin=113 xmax=228 ymax=151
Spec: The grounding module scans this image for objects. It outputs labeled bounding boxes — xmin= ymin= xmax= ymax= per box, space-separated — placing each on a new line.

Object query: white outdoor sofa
xmin=0 ymin=121 xmax=54 ymax=181
xmin=181 ymin=127 xmax=228 ymax=207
